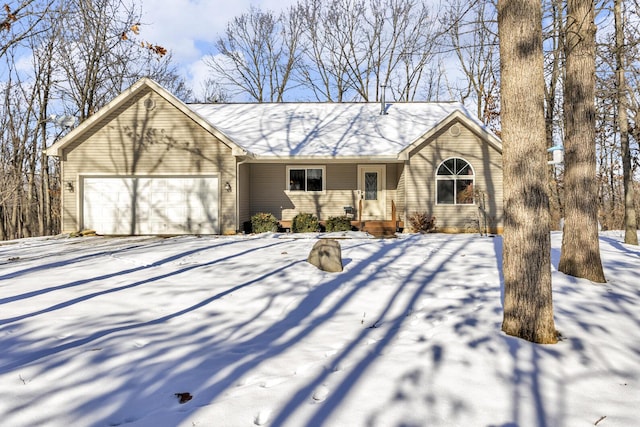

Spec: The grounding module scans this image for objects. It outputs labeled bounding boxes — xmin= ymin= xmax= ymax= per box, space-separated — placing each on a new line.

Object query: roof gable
xmin=46 ymin=78 xmax=246 ymax=157
xmin=397 ymin=109 xmax=502 ymax=160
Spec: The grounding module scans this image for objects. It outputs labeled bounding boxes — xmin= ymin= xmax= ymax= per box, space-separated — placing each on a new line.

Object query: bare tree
xmin=445 ymin=0 xmax=500 ymax=127
xmin=498 ymin=0 xmax=557 ymax=343
xmin=32 ymin=11 xmax=63 ymax=236
xmin=206 ymin=5 xmax=302 ymax=102
xmin=295 ymin=0 xmax=438 ymax=102
xmin=543 ymin=0 xmax=565 ymax=229
xmin=0 ymin=0 xmax=54 ymax=59
xmin=0 ymin=60 xmax=42 ymax=239
xmin=139 ymin=52 xmax=193 ymax=102
xmin=558 ymin=0 xmax=607 ymax=282
xmin=614 ymin=0 xmax=638 ymax=244
xmin=53 ymin=0 xmax=148 ymax=119
xmin=0 ymin=0 xmax=185 ymax=240
xmin=196 ymin=78 xmax=230 ymax=103
xmin=207 ymin=0 xmax=440 ymax=103
xmin=297 ymin=0 xmax=358 ymax=101
xmin=626 ymin=0 xmax=640 ymax=153
xmin=368 ymin=0 xmax=438 ymax=102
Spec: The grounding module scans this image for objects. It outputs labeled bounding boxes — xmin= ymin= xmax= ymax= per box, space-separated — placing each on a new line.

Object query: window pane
xmin=365 ymin=172 xmax=378 ymax=200
xmin=438 ymin=159 xmax=456 ymax=175
xmin=289 ymin=169 xmax=305 ymax=191
xmin=306 ymin=168 xmax=323 ymax=191
xmin=437 ymin=180 xmax=454 ymax=204
xmin=456 ymin=160 xmax=471 ymax=175
xmin=456 ymin=179 xmax=474 ymax=204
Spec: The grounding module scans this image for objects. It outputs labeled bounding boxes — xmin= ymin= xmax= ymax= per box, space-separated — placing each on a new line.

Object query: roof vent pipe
xmin=380 ymin=84 xmax=387 ymax=115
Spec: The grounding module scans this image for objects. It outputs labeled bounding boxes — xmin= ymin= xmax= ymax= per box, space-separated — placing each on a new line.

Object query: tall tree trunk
xmin=498 ymin=0 xmax=557 ymax=344
xmin=615 ymin=0 xmax=638 ymax=245
xmin=544 ymin=0 xmax=564 ymax=230
xmin=0 ymin=206 xmax=5 ymax=240
xmin=559 ymin=0 xmax=607 ymax=282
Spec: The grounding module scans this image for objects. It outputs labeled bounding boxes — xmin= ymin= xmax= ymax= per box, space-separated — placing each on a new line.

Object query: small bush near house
xmin=291 ymin=212 xmax=319 ymax=233
xmin=325 ymin=216 xmax=353 ymax=232
xmin=251 ymin=212 xmax=279 ymax=233
xmin=408 ymin=212 xmax=436 ymax=233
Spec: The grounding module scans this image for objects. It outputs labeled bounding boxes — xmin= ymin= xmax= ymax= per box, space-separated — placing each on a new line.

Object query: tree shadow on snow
xmin=2 ymin=233 xmax=638 ymax=427
xmin=0 ymin=238 xmax=290 ymax=371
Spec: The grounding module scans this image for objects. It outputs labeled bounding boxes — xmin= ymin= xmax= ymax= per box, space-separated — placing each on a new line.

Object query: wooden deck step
xmin=359 ymin=221 xmax=398 ymax=238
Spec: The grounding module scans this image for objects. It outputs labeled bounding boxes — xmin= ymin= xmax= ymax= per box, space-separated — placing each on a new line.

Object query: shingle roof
xmin=188 ymin=101 xmax=481 ymax=159
xmin=46 ymin=78 xmax=500 ymax=160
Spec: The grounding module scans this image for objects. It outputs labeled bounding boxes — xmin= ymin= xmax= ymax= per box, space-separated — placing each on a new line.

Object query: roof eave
xmin=244 ymin=154 xmax=403 ymax=163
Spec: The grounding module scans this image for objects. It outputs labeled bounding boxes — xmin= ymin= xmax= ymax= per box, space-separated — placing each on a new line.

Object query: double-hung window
xmin=436 ymin=158 xmax=475 ymax=204
xmin=287 ymin=166 xmax=325 ymax=192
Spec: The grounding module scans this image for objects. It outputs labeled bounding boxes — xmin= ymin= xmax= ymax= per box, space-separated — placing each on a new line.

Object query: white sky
xmin=139 ymin=0 xmax=300 ymax=97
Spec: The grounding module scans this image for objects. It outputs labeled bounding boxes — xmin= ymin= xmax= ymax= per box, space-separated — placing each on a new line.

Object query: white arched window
xmin=436 ymin=158 xmax=475 ymax=204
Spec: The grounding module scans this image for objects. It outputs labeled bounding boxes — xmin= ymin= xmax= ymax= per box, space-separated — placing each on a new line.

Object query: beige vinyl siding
xmin=60 ymin=87 xmax=237 ymax=234
xmin=249 ymin=163 xmax=400 ymax=221
xmin=385 ymin=164 xmax=400 ymax=220
xmin=248 ymin=164 xmax=287 ymax=219
xmin=238 ymin=162 xmax=251 ymax=227
xmin=405 ymin=122 xmax=503 ymax=233
xmin=396 ymin=163 xmax=407 ymax=221
xmin=322 ymin=164 xmax=359 ymax=219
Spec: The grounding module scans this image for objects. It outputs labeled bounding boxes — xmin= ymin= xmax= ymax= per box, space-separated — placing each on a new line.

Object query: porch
xmin=276 ymin=200 xmax=404 ymax=238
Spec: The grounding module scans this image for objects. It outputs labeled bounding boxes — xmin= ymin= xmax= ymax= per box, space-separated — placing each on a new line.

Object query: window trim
xmin=435 ymin=158 xmax=475 ymax=205
xmin=285 ymin=165 xmax=326 ymax=193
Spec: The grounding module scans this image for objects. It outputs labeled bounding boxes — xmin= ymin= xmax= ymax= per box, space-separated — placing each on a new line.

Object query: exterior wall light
xmin=224 ymin=181 xmax=232 ymax=192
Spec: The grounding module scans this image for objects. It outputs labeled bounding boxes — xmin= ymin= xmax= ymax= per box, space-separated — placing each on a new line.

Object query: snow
xmin=0 ymin=231 xmax=638 ymax=427
xmin=188 ymin=102 xmax=473 ymax=158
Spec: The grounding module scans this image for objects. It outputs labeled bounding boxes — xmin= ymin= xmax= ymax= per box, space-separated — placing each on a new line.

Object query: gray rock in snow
xmin=307 ymin=239 xmax=343 ymax=273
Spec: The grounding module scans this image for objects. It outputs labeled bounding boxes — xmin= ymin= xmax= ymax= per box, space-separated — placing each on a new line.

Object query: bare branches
xmin=0 ymin=0 xmax=54 ymax=59
xmin=206 ymin=0 xmax=441 ymax=102
xmin=206 ymin=6 xmax=301 ymax=102
xmin=442 ymin=0 xmax=500 ymax=127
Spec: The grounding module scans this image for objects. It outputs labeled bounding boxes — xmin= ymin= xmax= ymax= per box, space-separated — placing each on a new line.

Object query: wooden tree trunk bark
xmin=559 ymin=0 xmax=607 ymax=282
xmin=498 ymin=0 xmax=557 ymax=343
xmin=545 ymin=0 xmax=564 ymax=230
xmin=615 ymin=0 xmax=638 ymax=245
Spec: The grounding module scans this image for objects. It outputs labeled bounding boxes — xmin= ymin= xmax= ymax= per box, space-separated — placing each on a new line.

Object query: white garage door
xmin=82 ymin=176 xmax=219 ymax=235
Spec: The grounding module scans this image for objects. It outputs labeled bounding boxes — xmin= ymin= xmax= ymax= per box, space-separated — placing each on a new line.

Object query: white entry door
xmin=82 ymin=176 xmax=219 ymax=235
xmin=358 ymin=165 xmax=386 ymax=220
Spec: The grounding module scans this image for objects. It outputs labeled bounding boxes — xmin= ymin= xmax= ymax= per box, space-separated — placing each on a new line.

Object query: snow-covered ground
xmin=0 ymin=231 xmax=637 ymax=427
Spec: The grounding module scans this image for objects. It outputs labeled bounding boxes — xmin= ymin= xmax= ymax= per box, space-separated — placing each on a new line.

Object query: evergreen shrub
xmin=251 ymin=212 xmax=279 ymax=233
xmin=325 ymin=216 xmax=353 ymax=232
xmin=291 ymin=212 xmax=319 ymax=233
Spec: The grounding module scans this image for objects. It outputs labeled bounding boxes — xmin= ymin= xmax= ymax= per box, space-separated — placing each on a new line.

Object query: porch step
xmin=359 ymin=221 xmax=398 ymax=238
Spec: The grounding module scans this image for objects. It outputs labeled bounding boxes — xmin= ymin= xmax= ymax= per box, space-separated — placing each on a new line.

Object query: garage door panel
xmin=83 ymin=177 xmax=219 ymax=235
xmin=83 ymin=178 xmax=130 ymax=234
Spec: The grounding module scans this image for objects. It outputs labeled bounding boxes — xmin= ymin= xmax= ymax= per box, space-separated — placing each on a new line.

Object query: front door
xmin=358 ymin=165 xmax=386 ymax=220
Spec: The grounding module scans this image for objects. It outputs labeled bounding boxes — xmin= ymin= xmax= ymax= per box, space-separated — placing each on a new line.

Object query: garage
xmin=82 ymin=176 xmax=219 ymax=235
